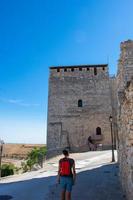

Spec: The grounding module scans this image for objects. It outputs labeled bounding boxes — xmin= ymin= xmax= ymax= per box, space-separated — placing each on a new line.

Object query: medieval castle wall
xmin=117 ymin=40 xmax=133 ymax=200
xmin=47 ymin=39 xmax=133 ymax=199
xmin=47 ymin=65 xmax=115 ymax=156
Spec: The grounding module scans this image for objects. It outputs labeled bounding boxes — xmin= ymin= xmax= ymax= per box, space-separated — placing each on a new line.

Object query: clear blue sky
xmin=0 ymin=0 xmax=133 ymax=144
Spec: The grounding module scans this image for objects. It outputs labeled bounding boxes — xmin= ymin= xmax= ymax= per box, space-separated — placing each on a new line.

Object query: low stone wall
xmin=118 ymin=79 xmax=133 ymax=200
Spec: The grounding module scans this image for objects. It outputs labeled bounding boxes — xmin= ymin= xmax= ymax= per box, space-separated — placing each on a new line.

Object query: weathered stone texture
xmin=117 ymin=40 xmax=133 ymax=200
xmin=47 ymin=39 xmax=133 ymax=199
xmin=47 ymin=65 xmax=115 ymax=157
xmin=117 ymin=40 xmax=133 ymax=91
xmin=118 ymin=80 xmax=133 ymax=200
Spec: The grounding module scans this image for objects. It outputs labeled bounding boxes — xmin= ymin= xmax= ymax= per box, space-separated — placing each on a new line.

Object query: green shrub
xmin=21 ymin=161 xmax=28 ymax=173
xmin=1 ymin=164 xmax=15 ymax=177
xmin=26 ymin=146 xmax=47 ymax=171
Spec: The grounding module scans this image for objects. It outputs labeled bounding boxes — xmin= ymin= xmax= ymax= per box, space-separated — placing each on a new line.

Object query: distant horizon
xmin=4 ymin=142 xmax=46 ymax=145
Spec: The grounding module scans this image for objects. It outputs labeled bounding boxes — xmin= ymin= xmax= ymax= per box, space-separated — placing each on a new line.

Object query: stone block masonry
xmin=117 ymin=40 xmax=133 ymax=200
xmin=47 ymin=39 xmax=133 ymax=200
xmin=47 ymin=64 xmax=115 ymax=157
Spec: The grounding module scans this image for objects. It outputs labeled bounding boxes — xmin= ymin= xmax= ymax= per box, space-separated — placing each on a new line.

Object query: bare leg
xmin=61 ymin=190 xmax=65 ymax=200
xmin=66 ymin=191 xmax=71 ymax=200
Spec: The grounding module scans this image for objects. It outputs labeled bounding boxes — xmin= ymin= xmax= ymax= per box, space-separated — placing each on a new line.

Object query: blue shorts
xmin=60 ymin=176 xmax=73 ymax=192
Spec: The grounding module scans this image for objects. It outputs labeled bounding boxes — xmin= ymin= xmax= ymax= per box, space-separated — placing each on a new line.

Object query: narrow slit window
xmin=102 ymin=67 xmax=105 ymax=71
xmin=57 ymin=68 xmax=60 ymax=72
xmin=64 ymin=68 xmax=67 ymax=72
xmin=78 ymin=99 xmax=83 ymax=107
xmin=94 ymin=68 xmax=97 ymax=75
xmin=87 ymin=67 xmax=90 ymax=71
xmin=71 ymin=68 xmax=74 ymax=72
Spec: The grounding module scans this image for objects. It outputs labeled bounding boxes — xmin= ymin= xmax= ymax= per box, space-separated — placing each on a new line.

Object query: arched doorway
xmin=96 ymin=127 xmax=101 ymax=135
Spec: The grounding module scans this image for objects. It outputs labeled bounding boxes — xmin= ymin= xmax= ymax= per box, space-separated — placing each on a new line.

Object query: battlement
xmin=118 ymin=39 xmax=133 ymax=90
xmin=50 ymin=64 xmax=108 ymax=77
xmin=120 ymin=39 xmax=133 ymax=50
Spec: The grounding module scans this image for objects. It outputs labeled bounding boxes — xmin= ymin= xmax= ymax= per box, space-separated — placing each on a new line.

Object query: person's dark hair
xmin=63 ymin=149 xmax=69 ymax=156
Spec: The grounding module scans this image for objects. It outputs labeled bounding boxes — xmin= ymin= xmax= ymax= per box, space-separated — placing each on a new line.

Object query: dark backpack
xmin=59 ymin=159 xmax=71 ymax=176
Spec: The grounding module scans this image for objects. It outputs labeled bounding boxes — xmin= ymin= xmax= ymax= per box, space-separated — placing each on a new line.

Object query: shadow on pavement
xmin=0 ymin=163 xmax=125 ymax=200
xmin=0 ymin=175 xmax=56 ymax=200
xmin=0 ymin=195 xmax=13 ymax=200
xmin=47 ymin=163 xmax=125 ymax=200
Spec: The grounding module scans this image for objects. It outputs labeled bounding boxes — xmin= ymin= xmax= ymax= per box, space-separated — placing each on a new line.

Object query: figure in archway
xmin=88 ymin=136 xmax=96 ymax=151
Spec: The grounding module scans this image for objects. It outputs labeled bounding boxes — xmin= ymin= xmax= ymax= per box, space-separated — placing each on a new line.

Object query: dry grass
xmin=3 ymin=143 xmax=45 ymax=159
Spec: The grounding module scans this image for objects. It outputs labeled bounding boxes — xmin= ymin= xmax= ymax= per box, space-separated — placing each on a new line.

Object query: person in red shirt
xmin=57 ymin=149 xmax=76 ymax=200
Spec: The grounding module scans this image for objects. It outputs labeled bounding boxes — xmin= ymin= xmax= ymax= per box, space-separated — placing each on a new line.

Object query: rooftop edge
xmin=50 ymin=64 xmax=108 ymax=69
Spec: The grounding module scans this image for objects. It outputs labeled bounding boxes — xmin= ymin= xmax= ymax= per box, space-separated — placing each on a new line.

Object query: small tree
xmin=21 ymin=161 xmax=29 ymax=173
xmin=26 ymin=159 xmax=34 ymax=171
xmin=23 ymin=146 xmax=47 ymax=171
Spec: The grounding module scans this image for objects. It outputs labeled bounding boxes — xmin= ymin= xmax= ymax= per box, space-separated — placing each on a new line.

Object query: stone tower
xmin=117 ymin=40 xmax=133 ymax=91
xmin=47 ymin=64 xmax=114 ymax=157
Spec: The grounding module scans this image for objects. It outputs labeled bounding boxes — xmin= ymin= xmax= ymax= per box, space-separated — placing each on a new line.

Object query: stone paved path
xmin=0 ymin=151 xmax=125 ymax=200
xmin=46 ymin=163 xmax=125 ymax=200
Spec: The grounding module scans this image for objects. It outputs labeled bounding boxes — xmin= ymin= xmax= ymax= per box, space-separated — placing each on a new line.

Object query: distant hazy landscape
xmin=3 ymin=143 xmax=45 ymax=159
